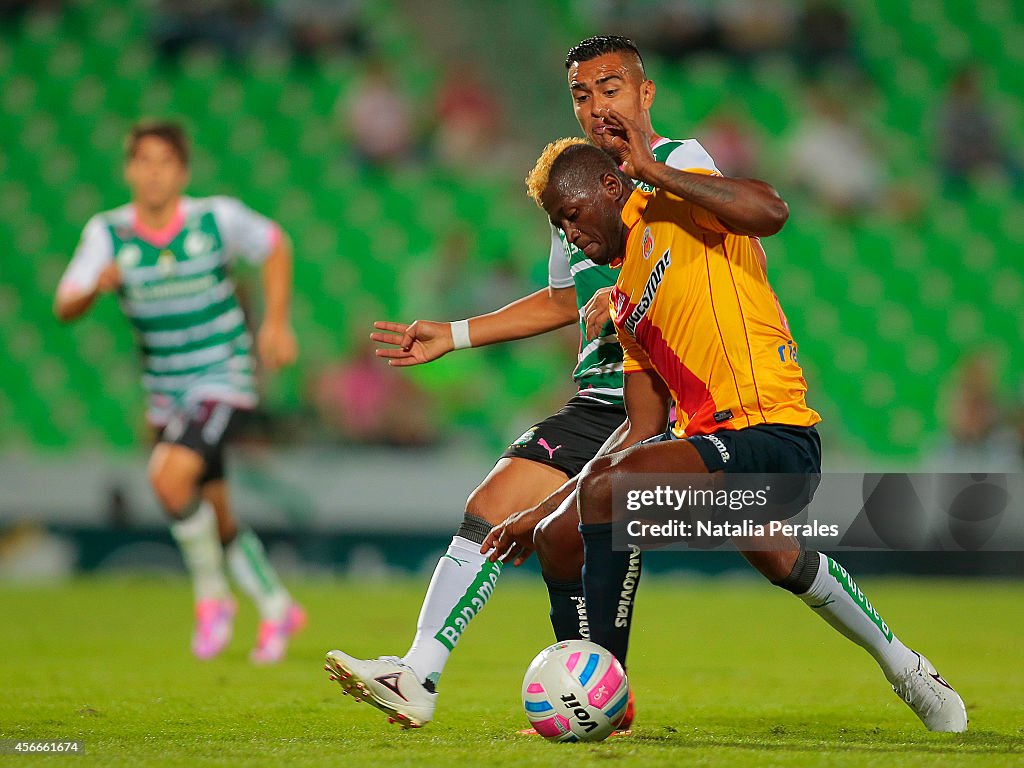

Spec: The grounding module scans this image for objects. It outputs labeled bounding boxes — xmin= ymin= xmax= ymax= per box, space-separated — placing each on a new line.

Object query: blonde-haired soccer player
xmin=486 ymin=118 xmax=967 ymax=732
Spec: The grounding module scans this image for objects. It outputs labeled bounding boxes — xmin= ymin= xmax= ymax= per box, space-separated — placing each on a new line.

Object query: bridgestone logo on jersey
xmin=435 ymin=561 xmax=502 ymax=651
xmin=827 ymin=557 xmax=893 ymax=642
xmin=624 ymin=249 xmax=671 ymax=337
xmin=615 ymin=546 xmax=642 ymax=628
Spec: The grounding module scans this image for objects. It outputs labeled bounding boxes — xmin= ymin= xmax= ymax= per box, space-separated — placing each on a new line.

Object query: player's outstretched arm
xmin=54 ymin=262 xmax=120 ymax=322
xmin=372 ymin=286 xmax=578 ymax=367
xmin=257 ymin=231 xmax=298 ymax=371
xmin=600 ymin=107 xmax=789 ymax=237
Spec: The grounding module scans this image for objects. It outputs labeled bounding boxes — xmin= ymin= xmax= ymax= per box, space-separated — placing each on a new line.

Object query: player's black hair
xmin=565 ymin=35 xmax=645 ymax=74
xmin=126 ymin=120 xmax=190 ymax=166
xmin=549 ymin=142 xmax=630 ymax=198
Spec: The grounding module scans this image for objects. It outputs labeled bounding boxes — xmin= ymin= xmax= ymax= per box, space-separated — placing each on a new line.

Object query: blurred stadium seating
xmin=0 ymin=0 xmax=1021 ymax=460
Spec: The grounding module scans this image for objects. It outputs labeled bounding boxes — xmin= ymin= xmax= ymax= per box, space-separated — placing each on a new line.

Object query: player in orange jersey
xmin=484 ymin=117 xmax=967 ymax=733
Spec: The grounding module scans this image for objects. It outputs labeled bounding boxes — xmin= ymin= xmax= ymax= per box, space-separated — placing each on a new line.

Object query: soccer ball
xmin=521 ymin=640 xmax=630 ymax=742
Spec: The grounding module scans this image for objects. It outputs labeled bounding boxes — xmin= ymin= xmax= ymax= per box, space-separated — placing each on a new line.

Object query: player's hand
xmin=597 ymin=107 xmax=657 ymax=182
xmin=581 ymin=286 xmax=614 ymax=340
xmin=257 ymin=320 xmax=298 ymax=372
xmin=370 ymin=319 xmax=454 ymax=366
xmin=480 ymin=507 xmax=548 ymax=566
xmin=96 ymin=262 xmax=121 ymax=293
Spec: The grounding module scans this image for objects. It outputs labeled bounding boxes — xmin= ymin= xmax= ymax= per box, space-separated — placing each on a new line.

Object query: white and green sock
xmin=799 ymin=553 xmax=918 ymax=681
xmin=169 ymin=501 xmax=231 ymax=602
xmin=402 ymin=535 xmax=502 ymax=687
xmin=226 ymin=528 xmax=290 ymax=621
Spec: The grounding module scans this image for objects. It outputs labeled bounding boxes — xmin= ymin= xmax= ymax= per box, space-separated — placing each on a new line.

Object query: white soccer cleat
xmin=325 ymin=650 xmax=437 ymax=729
xmin=890 ymin=652 xmax=968 ymax=732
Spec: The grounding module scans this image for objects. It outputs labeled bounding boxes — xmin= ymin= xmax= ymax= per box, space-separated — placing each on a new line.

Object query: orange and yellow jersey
xmin=610 ymin=184 xmax=820 ymax=437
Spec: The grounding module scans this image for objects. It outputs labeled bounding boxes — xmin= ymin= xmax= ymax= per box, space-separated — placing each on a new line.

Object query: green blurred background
xmin=1 ymin=0 xmax=1022 ymax=464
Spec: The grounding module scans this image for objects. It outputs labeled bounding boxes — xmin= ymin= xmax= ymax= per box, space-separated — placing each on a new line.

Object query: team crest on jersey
xmin=510 ymin=427 xmax=537 ymax=450
xmin=184 ymin=230 xmax=213 ymax=259
xmin=116 ymin=243 xmax=141 ymax=269
xmin=157 ymin=249 xmax=176 ymax=276
xmin=642 ymin=227 xmax=654 ymax=260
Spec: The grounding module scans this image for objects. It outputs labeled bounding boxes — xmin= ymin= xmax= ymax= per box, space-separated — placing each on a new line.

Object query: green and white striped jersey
xmin=547 ymin=138 xmax=719 ymax=406
xmin=59 ymin=196 xmax=280 ymax=425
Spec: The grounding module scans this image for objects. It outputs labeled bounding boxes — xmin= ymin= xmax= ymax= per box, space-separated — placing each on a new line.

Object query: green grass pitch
xmin=2 ymin=574 xmax=1021 ymax=766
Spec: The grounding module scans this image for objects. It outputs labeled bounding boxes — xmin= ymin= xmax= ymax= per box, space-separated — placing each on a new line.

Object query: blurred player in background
xmin=324 ymin=35 xmax=787 ymax=729
xmin=509 ymin=126 xmax=967 ymax=732
xmin=54 ymin=120 xmax=306 ymax=664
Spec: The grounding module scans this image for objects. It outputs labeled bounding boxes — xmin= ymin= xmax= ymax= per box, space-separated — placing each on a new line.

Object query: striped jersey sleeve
xmin=208 ymin=196 xmax=280 ymax=265
xmin=58 ymin=215 xmax=114 ymax=298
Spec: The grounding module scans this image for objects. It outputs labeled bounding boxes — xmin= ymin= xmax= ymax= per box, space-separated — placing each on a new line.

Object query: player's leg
xmin=401 ymin=456 xmax=567 ymax=682
xmin=525 ymin=399 xmax=627 ymax=645
xmin=576 ymin=437 xmax=708 ymax=666
xmin=722 ymin=426 xmax=967 ymax=731
xmin=149 ymin=439 xmax=235 ymax=659
xmin=533 ymin=500 xmax=588 ymax=641
xmin=204 ymin=459 xmax=306 ymax=664
xmin=327 ymin=455 xmax=566 ymax=728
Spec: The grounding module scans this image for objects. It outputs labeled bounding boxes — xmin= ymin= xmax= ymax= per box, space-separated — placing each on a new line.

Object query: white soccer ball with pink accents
xmin=521 ymin=640 xmax=630 ymax=742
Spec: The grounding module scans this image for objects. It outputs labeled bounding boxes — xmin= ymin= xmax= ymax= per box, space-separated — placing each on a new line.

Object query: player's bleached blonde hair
xmin=525 ymin=137 xmax=590 ymax=207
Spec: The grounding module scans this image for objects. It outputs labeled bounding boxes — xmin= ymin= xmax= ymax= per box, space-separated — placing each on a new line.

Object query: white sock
xmin=169 ymin=501 xmax=231 ymax=602
xmin=799 ymin=553 xmax=918 ymax=682
xmin=226 ymin=528 xmax=290 ymax=621
xmin=402 ymin=536 xmax=502 ymax=686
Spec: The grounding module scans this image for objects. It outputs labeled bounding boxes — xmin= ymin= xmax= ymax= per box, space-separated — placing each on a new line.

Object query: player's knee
xmin=577 ymin=457 xmax=614 ymax=525
xmin=535 ymin=517 xmax=583 ymax=581
xmin=149 ymin=465 xmax=195 ymax=517
xmin=465 ymin=483 xmax=510 ymax=525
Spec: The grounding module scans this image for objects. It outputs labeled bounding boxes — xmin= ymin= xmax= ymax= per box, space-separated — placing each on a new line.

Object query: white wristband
xmin=450 ymin=319 xmax=472 ymax=350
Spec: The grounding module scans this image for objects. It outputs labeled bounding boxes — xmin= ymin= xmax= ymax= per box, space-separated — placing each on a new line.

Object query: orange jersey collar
xmin=611 ymin=188 xmax=650 ymax=267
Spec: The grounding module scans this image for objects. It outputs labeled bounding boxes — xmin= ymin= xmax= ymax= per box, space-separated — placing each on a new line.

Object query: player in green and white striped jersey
xmin=324 ymin=37 xmax=797 ymax=731
xmin=56 ymin=121 xmax=305 ymax=663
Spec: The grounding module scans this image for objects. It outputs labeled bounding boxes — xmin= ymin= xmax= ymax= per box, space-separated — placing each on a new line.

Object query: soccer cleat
xmin=250 ymin=603 xmax=307 ymax=664
xmin=325 ymin=650 xmax=437 ymax=729
xmin=890 ymin=652 xmax=968 ymax=732
xmin=192 ymin=597 xmax=236 ymax=660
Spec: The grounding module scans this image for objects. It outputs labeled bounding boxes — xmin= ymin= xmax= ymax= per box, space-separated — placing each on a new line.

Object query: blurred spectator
xmin=336 ymin=59 xmax=417 ymax=169
xmin=309 ymin=337 xmax=438 ymax=448
xmin=588 ymin=0 xmax=718 ymax=61
xmin=698 ymin=107 xmax=761 ymax=178
xmin=433 ymin=64 xmax=504 ymax=173
xmin=150 ymin=0 xmax=269 ymax=59
xmin=0 ymin=0 xmax=61 ymax=23
xmin=933 ymin=352 xmax=1022 ymax=471
xmin=793 ymin=0 xmax=862 ymax=80
xmin=936 ymin=65 xmax=1023 ymax=194
xmin=274 ymin=0 xmax=368 ymax=59
xmin=785 ymin=87 xmax=887 ymax=216
xmin=718 ymin=0 xmax=795 ymax=63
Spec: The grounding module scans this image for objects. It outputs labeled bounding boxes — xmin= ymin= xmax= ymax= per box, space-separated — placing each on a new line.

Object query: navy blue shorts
xmin=648 ymin=423 xmax=822 ymax=475
xmin=689 ymin=424 xmax=821 ymax=475
xmin=646 ymin=424 xmax=822 ymax=522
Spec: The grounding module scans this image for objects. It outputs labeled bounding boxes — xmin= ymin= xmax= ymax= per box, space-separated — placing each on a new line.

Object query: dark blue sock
xmin=580 ymin=522 xmax=642 ymax=667
xmin=544 ymin=575 xmax=588 ymax=641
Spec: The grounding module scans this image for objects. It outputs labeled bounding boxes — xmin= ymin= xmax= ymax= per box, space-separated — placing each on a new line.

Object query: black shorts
xmin=500 ymin=394 xmax=627 ymax=478
xmin=157 ymin=400 xmax=247 ymax=483
xmin=650 ymin=424 xmax=822 ymax=522
xmin=658 ymin=423 xmax=822 ymax=475
xmin=647 ymin=423 xmax=823 ymax=479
